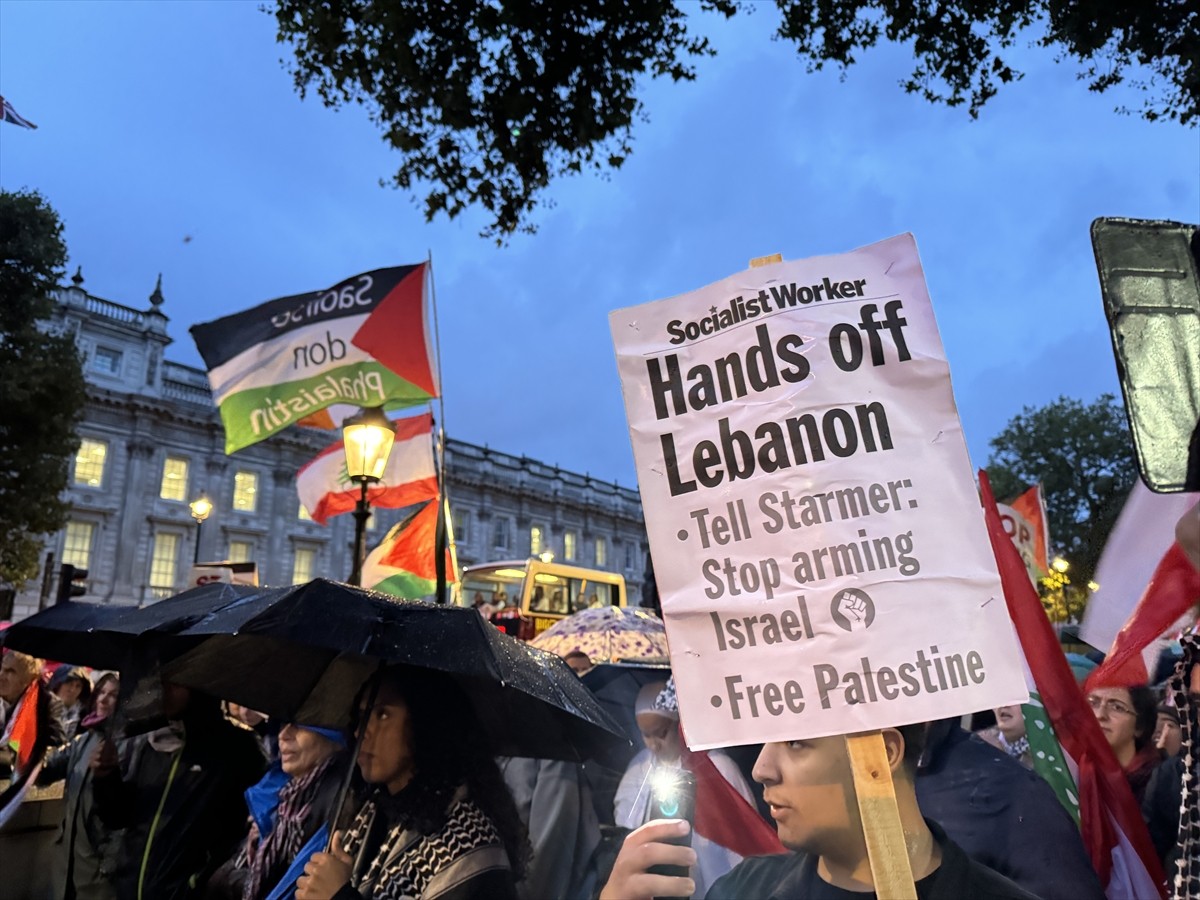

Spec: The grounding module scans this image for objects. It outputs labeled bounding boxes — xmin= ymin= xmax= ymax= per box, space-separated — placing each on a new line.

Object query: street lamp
xmin=189 ymin=495 xmax=212 ymax=564
xmin=343 ymin=406 xmax=396 ymax=586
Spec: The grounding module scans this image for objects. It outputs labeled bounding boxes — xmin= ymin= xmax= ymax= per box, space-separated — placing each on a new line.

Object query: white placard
xmin=610 ymin=233 xmax=1027 ymax=749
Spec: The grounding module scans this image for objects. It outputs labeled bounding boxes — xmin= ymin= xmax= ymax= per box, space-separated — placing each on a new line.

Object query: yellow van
xmin=459 ymin=558 xmax=627 ymax=639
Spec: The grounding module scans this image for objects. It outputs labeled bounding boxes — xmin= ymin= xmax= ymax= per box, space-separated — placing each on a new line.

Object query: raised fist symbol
xmin=830 ymin=588 xmax=875 ymax=632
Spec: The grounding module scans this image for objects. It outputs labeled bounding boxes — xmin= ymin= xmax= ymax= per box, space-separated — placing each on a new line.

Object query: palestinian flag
xmin=190 ymin=265 xmax=438 ymax=453
xmin=362 ymin=500 xmax=457 ymax=599
xmin=296 ymin=411 xmax=437 ymax=524
xmin=982 ymin=472 xmax=1165 ymax=899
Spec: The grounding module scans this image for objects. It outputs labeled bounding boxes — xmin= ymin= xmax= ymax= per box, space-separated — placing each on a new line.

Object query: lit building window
xmin=595 ymin=536 xmax=607 ymax=567
xmin=92 ymin=346 xmax=122 ymax=375
xmin=159 ymin=457 xmax=189 ymax=501
xmin=228 ymin=540 xmax=253 ymax=563
xmin=298 ymin=504 xmax=312 ymax=521
xmin=62 ymin=521 xmax=95 ymax=569
xmin=493 ymin=518 xmax=510 ymax=552
xmin=233 ymin=471 xmax=258 ymax=512
xmin=564 ymin=531 xmax=577 ymax=561
xmin=366 ymin=511 xmax=377 ymax=533
xmin=625 ymin=543 xmax=638 ymax=571
xmin=149 ymin=532 xmax=180 ymax=599
xmin=292 ymin=547 xmax=316 ymax=584
xmin=530 ymin=526 xmax=544 ymax=557
xmin=74 ymin=439 xmax=108 ymax=487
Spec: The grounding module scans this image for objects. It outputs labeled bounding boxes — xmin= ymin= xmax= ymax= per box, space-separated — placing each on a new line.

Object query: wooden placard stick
xmin=845 ymin=730 xmax=918 ymax=900
xmin=749 ymin=252 xmax=783 ymax=268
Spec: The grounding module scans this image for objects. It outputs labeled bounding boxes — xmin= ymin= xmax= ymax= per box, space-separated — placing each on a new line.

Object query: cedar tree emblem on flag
xmin=296 ymin=412 xmax=438 ymax=524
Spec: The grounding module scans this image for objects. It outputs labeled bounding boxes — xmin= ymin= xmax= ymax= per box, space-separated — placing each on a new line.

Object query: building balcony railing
xmin=162 ymin=378 xmax=213 ymax=405
xmin=86 ymin=296 xmax=146 ymax=326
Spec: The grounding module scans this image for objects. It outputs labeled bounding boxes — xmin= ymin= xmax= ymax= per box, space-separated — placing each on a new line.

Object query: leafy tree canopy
xmin=0 ymin=190 xmax=87 ymax=588
xmin=273 ymin=0 xmax=1197 ymax=241
xmin=986 ymin=393 xmax=1138 ymax=586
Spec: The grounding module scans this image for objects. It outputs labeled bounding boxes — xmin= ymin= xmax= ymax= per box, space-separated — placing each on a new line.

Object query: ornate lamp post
xmin=189 ymin=495 xmax=213 ymax=564
xmin=343 ymin=406 xmax=396 ymax=586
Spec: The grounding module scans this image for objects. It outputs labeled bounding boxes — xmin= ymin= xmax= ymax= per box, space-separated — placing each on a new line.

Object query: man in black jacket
xmin=90 ymin=682 xmax=265 ymax=900
xmin=600 ymin=724 xmax=1039 ymax=900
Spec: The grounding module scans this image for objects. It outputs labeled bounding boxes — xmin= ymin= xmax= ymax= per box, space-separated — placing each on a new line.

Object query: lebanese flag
xmin=363 ymin=499 xmax=457 ymax=598
xmin=1081 ymin=480 xmax=1199 ymax=682
xmin=296 ymin=412 xmax=437 ymax=525
xmin=981 ymin=472 xmax=1165 ymax=899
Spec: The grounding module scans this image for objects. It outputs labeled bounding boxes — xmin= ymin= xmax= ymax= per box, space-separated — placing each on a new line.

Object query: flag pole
xmin=426 ymin=251 xmax=451 ymax=604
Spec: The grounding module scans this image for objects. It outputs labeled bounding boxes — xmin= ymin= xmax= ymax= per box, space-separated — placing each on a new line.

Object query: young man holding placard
xmin=600 ymin=723 xmax=1038 ymax=900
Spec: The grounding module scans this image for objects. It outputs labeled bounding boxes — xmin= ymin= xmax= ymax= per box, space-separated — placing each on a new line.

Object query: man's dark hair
xmin=897 ymin=722 xmax=926 ymax=774
xmin=1128 ymin=685 xmax=1158 ymax=751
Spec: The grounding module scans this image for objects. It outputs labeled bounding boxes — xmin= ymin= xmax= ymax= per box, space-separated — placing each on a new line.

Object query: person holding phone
xmin=601 ymin=724 xmax=1037 ymax=900
xmin=613 ymin=681 xmax=755 ymax=898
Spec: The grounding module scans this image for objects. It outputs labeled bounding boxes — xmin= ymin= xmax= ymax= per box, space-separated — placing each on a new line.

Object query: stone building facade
xmin=6 ymin=275 xmax=647 ymax=619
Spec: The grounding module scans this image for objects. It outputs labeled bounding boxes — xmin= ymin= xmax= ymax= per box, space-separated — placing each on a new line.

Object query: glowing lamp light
xmin=189 ymin=495 xmax=212 ymax=523
xmin=1051 ymin=557 xmax=1070 ymax=574
xmin=342 ymin=406 xmax=396 ymax=483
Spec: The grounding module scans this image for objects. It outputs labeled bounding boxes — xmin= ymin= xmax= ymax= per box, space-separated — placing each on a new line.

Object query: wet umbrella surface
xmin=154 ymin=579 xmax=628 ymax=761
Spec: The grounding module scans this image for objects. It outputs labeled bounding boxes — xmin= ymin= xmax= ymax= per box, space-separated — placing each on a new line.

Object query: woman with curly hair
xmin=297 ymin=666 xmax=528 ymax=900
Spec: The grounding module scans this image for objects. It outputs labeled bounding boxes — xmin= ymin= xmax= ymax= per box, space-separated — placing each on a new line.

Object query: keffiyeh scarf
xmin=1169 ymin=633 xmax=1199 ymax=900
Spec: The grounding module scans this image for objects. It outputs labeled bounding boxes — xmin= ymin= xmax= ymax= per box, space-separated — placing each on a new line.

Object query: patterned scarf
xmin=344 ymin=789 xmax=503 ymax=900
xmin=243 ymin=754 xmax=337 ymax=900
xmin=1169 ymin=634 xmax=1199 ymax=900
xmin=998 ymin=732 xmax=1030 ymax=761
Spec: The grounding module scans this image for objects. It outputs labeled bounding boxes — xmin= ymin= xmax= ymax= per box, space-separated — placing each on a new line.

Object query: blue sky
xmin=2 ymin=1 xmax=1197 ymax=489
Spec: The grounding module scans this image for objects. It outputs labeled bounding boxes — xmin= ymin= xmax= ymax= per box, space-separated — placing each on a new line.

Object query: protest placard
xmin=610 ymin=233 xmax=1027 ymax=749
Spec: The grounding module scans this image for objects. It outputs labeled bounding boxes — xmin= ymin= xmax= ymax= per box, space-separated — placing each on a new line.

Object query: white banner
xmin=610 ymin=233 xmax=1027 ymax=749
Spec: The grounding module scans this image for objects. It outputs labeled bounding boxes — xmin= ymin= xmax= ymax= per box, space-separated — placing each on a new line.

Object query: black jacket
xmin=92 ymin=707 xmax=266 ymax=900
xmin=914 ymin=723 xmax=1103 ymax=900
xmin=705 ymin=821 xmax=1039 ymax=900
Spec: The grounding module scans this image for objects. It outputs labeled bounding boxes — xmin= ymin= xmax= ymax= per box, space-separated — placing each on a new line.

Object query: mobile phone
xmin=645 ymin=768 xmax=696 ymax=896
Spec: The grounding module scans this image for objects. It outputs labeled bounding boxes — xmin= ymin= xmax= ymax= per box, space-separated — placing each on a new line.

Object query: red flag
xmin=5 ymin=678 xmax=41 ymax=774
xmin=351 ymin=262 xmax=439 ymax=397
xmin=1086 ymin=542 xmax=1200 ymax=690
xmin=681 ymin=743 xmax=785 ymax=858
xmin=980 ymin=471 xmax=1165 ymax=898
xmin=377 ymin=500 xmax=451 ymax=583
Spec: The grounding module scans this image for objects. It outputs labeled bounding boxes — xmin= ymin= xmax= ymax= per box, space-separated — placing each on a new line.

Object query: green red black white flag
xmin=190 ymin=265 xmax=438 ymax=453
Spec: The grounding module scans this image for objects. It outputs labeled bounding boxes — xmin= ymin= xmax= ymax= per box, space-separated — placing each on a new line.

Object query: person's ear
xmin=880 ymin=728 xmax=905 ymax=774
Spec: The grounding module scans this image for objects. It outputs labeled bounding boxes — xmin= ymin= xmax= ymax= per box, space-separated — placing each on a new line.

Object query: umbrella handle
xmin=325 ymin=662 xmax=384 ymax=854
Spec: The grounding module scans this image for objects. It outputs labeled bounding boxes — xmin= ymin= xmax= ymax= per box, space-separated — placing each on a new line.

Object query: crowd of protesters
xmin=0 ymin=473 xmax=1192 ymax=900
xmin=0 ymin=607 xmax=1196 ymax=899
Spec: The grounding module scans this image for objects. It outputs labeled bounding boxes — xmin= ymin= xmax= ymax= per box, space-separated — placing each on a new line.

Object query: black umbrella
xmin=156 ymin=579 xmax=628 ymax=762
xmin=0 ymin=582 xmax=258 ymax=670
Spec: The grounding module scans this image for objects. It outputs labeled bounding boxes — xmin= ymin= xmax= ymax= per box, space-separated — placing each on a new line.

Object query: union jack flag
xmin=1 ymin=96 xmax=37 ymax=129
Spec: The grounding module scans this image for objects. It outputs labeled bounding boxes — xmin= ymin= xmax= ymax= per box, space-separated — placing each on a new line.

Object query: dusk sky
xmin=2 ymin=1 xmax=1197 ymax=490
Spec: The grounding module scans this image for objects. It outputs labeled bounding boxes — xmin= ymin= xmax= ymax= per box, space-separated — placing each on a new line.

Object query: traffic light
xmin=56 ymin=564 xmax=88 ymax=604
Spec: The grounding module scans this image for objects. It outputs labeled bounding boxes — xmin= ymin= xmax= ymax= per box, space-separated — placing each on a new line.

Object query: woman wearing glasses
xmin=1086 ymin=685 xmax=1161 ymax=803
